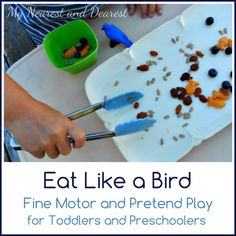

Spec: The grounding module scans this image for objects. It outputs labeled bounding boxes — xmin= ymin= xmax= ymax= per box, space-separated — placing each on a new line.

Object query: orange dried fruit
xmin=217 ymin=37 xmax=228 ymax=51
xmin=80 ymin=45 xmax=90 ymax=57
xmin=185 ymin=79 xmax=200 ymax=95
xmin=228 ymin=39 xmax=232 ymax=48
xmin=208 ymin=97 xmax=226 ymax=108
xmin=212 ymin=90 xmax=230 ymax=100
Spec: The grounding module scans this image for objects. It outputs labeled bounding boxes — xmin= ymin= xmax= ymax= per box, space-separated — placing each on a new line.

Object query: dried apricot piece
xmin=212 ymin=90 xmax=230 ymax=100
xmin=186 ymin=79 xmax=200 ymax=95
xmin=80 ymin=45 xmax=90 ymax=57
xmin=228 ymin=39 xmax=232 ymax=48
xmin=208 ymin=97 xmax=226 ymax=108
xmin=217 ymin=37 xmax=228 ymax=51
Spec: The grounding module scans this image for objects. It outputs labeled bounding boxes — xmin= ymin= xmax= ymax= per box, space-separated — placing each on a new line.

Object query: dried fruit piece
xmin=133 ymin=102 xmax=139 ymax=109
xmin=194 ymin=87 xmax=202 ymax=97
xmin=175 ymin=104 xmax=182 ymax=115
xmin=183 ymin=95 xmax=193 ymax=106
xmin=180 ymin=72 xmax=191 ymax=81
xmin=212 ymin=90 xmax=230 ymax=100
xmin=189 ymin=55 xmax=198 ymax=62
xmin=80 ymin=45 xmax=90 ymax=57
xmin=170 ymin=88 xmax=178 ymax=98
xmin=137 ymin=112 xmax=148 ymax=119
xmin=186 ymin=79 xmax=200 ymax=95
xmin=150 ymin=50 xmax=158 ymax=57
xmin=137 ymin=64 xmax=149 ymax=71
xmin=208 ymin=97 xmax=226 ymax=108
xmin=178 ymin=90 xmax=186 ymax=100
xmin=190 ymin=63 xmax=199 ymax=71
xmin=196 ymin=51 xmax=204 ymax=57
xmin=228 ymin=39 xmax=232 ymax=48
xmin=199 ymin=95 xmax=208 ymax=103
xmin=217 ymin=37 xmax=228 ymax=51
xmin=220 ymin=88 xmax=230 ymax=96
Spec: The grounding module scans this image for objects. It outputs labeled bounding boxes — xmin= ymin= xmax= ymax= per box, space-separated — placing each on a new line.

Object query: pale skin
xmin=4 ymin=73 xmax=86 ymax=159
xmin=127 ymin=4 xmax=163 ymax=18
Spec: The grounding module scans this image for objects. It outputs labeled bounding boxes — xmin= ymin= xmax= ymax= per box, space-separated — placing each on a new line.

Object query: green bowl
xmin=43 ymin=20 xmax=98 ymax=74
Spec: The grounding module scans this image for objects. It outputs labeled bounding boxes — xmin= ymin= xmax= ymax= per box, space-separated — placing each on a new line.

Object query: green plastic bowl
xmin=43 ymin=20 xmax=98 ymax=74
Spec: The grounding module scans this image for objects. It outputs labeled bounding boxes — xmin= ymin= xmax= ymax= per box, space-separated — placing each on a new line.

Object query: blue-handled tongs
xmin=10 ymin=91 xmax=156 ymax=151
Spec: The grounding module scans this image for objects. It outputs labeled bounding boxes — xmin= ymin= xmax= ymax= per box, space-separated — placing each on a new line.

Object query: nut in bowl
xmin=43 ymin=20 xmax=98 ymax=74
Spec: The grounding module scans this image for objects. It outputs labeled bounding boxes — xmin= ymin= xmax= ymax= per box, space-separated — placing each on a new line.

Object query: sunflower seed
xmin=140 ymin=137 xmax=144 ymax=139
xmin=156 ymin=88 xmax=161 ymax=96
xmin=163 ymin=115 xmax=170 ymax=119
xmin=151 ymin=78 xmax=156 ymax=84
xmin=179 ymin=134 xmax=185 ymax=139
xmin=144 ymin=128 xmax=149 ymax=132
xmin=177 ymin=113 xmax=183 ymax=118
xmin=104 ymin=95 xmax=107 ymax=100
xmin=182 ymin=123 xmax=189 ymax=127
xmin=160 ymin=138 xmax=164 ymax=145
xmin=171 ymin=38 xmax=176 ymax=44
xmin=125 ymin=64 xmax=131 ymax=70
xmin=176 ymin=36 xmax=180 ymax=42
xmin=218 ymin=30 xmax=224 ymax=35
xmin=166 ymin=72 xmax=171 ymax=77
xmin=163 ymin=76 xmax=168 ymax=81
xmin=184 ymin=53 xmax=191 ymax=57
xmin=189 ymin=106 xmax=194 ymax=113
xmin=172 ymin=136 xmax=178 ymax=141
xmin=163 ymin=66 xmax=168 ymax=72
xmin=114 ymin=80 xmax=119 ymax=87
xmin=183 ymin=112 xmax=191 ymax=119
xmin=223 ymin=27 xmax=228 ymax=34
xmin=155 ymin=97 xmax=159 ymax=101
xmin=146 ymin=80 xmax=151 ymax=86
xmin=158 ymin=57 xmax=163 ymax=60
xmin=179 ymin=48 xmax=185 ymax=53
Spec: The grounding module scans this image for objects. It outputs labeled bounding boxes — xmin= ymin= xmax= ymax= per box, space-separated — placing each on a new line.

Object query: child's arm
xmin=4 ymin=73 xmax=86 ymax=158
xmin=128 ymin=4 xmax=163 ymax=18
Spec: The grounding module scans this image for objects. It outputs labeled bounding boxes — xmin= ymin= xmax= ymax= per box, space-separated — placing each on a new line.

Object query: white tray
xmin=85 ymin=4 xmax=232 ymax=162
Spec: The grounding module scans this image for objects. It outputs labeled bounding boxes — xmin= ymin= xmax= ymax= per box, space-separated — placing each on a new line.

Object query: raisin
xmin=137 ymin=112 xmax=148 ymax=119
xmin=176 ymin=87 xmax=186 ymax=92
xmin=133 ymin=102 xmax=139 ymax=109
xmin=150 ymin=50 xmax=158 ymax=57
xmin=190 ymin=63 xmax=199 ymax=71
xmin=199 ymin=95 xmax=208 ymax=103
xmin=196 ymin=51 xmax=204 ymax=57
xmin=180 ymin=72 xmax=190 ymax=81
xmin=170 ymin=88 xmax=178 ymax=98
xmin=183 ymin=95 xmax=192 ymax=106
xmin=175 ymin=104 xmax=182 ymax=115
xmin=137 ymin=64 xmax=149 ymax=71
xmin=189 ymin=55 xmax=198 ymax=62
xmin=178 ymin=90 xmax=186 ymax=100
xmin=194 ymin=87 xmax=202 ymax=97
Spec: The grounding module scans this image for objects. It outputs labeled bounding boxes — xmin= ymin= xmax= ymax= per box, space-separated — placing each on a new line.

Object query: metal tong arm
xmin=66 ymin=102 xmax=104 ymax=120
xmin=10 ymin=131 xmax=116 ymax=151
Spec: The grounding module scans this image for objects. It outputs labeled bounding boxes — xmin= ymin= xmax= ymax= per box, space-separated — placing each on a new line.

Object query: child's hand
xmin=128 ymin=4 xmax=163 ymax=18
xmin=5 ymin=74 xmax=86 ymax=159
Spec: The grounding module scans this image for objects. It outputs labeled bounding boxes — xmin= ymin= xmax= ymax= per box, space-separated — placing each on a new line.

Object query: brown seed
xmin=163 ymin=115 xmax=170 ymax=119
xmin=180 ymin=72 xmax=190 ymax=81
xmin=183 ymin=95 xmax=193 ymax=106
xmin=125 ymin=64 xmax=131 ymax=70
xmin=175 ymin=104 xmax=182 ymax=115
xmin=182 ymin=123 xmax=189 ymax=128
xmin=137 ymin=64 xmax=149 ymax=71
xmin=199 ymin=94 xmax=208 ymax=103
xmin=170 ymin=88 xmax=178 ymax=98
xmin=150 ymin=50 xmax=158 ymax=57
xmin=179 ymin=134 xmax=185 ymax=139
xmin=160 ymin=138 xmax=164 ymax=145
xmin=189 ymin=55 xmax=198 ymax=62
xmin=194 ymin=87 xmax=202 ymax=97
xmin=196 ymin=50 xmax=204 ymax=57
xmin=172 ymin=136 xmax=178 ymax=141
xmin=133 ymin=102 xmax=139 ymax=109
xmin=190 ymin=64 xmax=199 ymax=71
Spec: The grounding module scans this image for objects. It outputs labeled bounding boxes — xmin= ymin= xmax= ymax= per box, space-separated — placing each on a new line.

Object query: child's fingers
xmin=140 ymin=5 xmax=148 ymax=18
xmin=127 ymin=4 xmax=136 ymax=15
xmin=148 ymin=4 xmax=156 ymax=17
xmin=156 ymin=4 xmax=163 ymax=15
xmin=68 ymin=124 xmax=86 ymax=149
xmin=45 ymin=144 xmax=60 ymax=159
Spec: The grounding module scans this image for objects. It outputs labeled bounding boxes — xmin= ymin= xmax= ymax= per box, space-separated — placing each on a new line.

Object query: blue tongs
xmin=10 ymin=91 xmax=156 ymax=151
